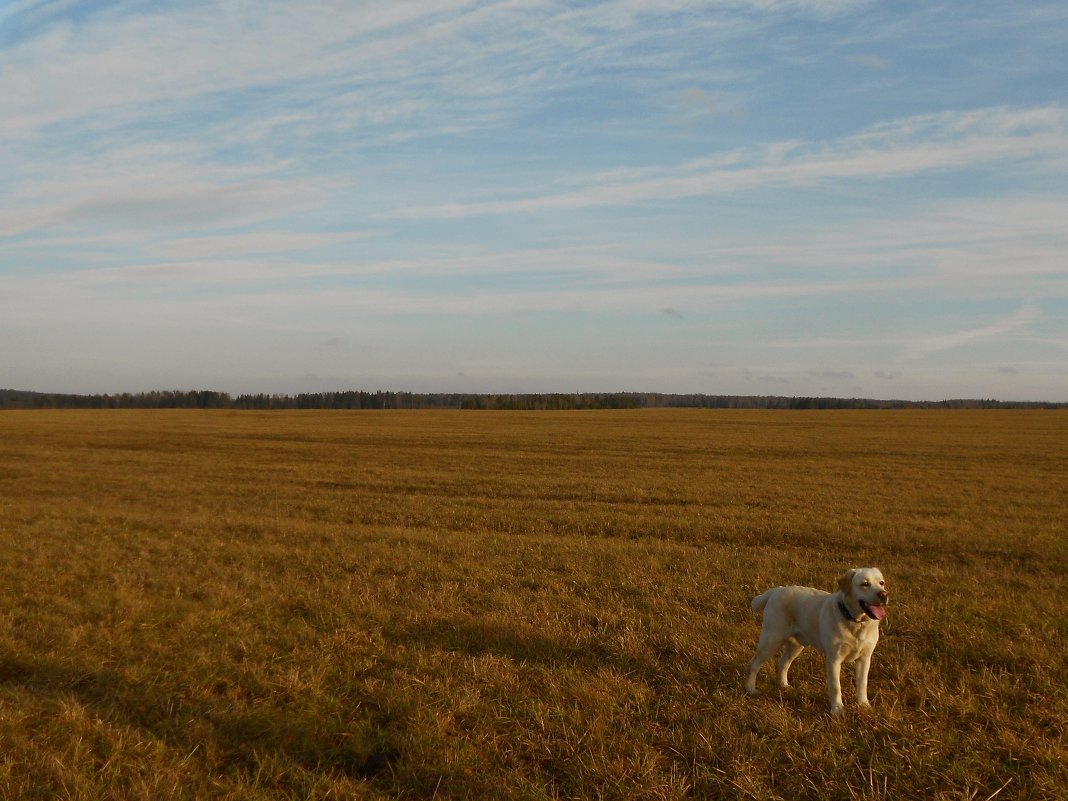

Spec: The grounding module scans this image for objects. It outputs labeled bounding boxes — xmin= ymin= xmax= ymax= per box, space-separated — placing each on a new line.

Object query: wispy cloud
xmin=848 ymin=54 xmax=888 ymax=69
xmin=1 ymin=178 xmax=324 ymax=238
xmin=0 ymin=0 xmax=885 ymax=244
xmin=150 ymin=232 xmax=371 ymax=260
xmin=907 ymin=305 xmax=1042 ymax=359
xmin=398 ymin=106 xmax=1068 ymax=217
xmin=0 ymin=0 xmax=867 ymax=141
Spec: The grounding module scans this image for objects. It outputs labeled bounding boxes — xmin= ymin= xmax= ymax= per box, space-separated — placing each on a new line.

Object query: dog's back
xmin=751 ymin=585 xmax=827 ymax=615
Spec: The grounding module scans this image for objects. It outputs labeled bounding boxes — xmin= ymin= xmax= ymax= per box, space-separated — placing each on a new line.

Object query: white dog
xmin=745 ymin=567 xmax=889 ymax=714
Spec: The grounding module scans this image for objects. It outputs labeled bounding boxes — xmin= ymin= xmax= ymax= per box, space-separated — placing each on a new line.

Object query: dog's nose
xmin=878 ymin=591 xmax=889 ymax=602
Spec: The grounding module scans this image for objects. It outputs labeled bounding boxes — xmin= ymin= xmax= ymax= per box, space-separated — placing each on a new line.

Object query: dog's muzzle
xmin=860 ymin=597 xmax=888 ymax=621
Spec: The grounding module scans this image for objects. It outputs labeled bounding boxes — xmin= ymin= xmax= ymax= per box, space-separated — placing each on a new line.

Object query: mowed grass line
xmin=0 ymin=409 xmax=1064 ymax=799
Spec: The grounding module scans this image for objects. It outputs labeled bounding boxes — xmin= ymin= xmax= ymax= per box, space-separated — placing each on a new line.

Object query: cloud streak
xmin=907 ymin=305 xmax=1042 ymax=359
xmin=398 ymin=106 xmax=1068 ymax=217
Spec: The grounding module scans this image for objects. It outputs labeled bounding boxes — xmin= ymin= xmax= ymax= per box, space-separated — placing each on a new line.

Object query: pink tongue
xmin=869 ymin=604 xmax=887 ymax=621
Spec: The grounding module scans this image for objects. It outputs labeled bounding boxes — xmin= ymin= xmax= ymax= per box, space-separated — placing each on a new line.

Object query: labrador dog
xmin=745 ymin=567 xmax=889 ymax=714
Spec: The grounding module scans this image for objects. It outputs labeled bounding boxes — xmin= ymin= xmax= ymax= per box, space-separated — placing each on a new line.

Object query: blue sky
xmin=1 ymin=0 xmax=1066 ymax=400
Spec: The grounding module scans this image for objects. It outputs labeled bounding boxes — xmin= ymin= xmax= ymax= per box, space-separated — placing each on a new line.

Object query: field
xmin=0 ymin=409 xmax=1065 ymax=800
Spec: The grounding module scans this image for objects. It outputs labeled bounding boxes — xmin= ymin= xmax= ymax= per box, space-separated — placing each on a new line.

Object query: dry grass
xmin=0 ymin=409 xmax=1065 ymax=799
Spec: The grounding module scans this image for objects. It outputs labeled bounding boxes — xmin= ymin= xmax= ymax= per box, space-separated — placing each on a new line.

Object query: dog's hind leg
xmin=776 ymin=637 xmax=804 ymax=688
xmin=745 ymin=630 xmax=783 ymax=695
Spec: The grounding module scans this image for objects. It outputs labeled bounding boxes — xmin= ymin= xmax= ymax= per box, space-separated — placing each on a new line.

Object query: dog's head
xmin=838 ymin=567 xmax=889 ymax=621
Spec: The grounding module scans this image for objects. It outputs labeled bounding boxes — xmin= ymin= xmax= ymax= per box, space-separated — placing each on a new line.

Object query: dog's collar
xmin=838 ymin=600 xmax=864 ymax=623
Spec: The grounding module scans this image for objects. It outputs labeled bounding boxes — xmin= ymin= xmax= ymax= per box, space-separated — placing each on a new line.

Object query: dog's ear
xmin=838 ymin=569 xmax=857 ymax=596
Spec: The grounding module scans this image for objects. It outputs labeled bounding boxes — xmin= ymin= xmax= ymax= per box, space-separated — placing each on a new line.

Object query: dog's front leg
xmin=855 ymin=650 xmax=873 ymax=707
xmin=826 ymin=654 xmax=846 ymax=715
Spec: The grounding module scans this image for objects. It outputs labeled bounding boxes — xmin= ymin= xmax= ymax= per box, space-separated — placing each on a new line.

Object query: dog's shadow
xmin=0 ymin=651 xmax=401 ymax=783
xmin=393 ymin=615 xmax=740 ymax=692
xmin=397 ymin=617 xmax=603 ymax=666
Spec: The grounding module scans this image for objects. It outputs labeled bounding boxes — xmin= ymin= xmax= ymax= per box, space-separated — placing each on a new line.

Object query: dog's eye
xmin=861 ymin=581 xmax=870 ymax=587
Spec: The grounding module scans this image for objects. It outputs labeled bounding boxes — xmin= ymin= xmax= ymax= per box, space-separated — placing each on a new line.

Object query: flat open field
xmin=0 ymin=409 xmax=1065 ymax=800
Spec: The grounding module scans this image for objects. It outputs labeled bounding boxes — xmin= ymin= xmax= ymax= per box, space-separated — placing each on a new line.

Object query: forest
xmin=1 ymin=388 xmax=1063 ymax=410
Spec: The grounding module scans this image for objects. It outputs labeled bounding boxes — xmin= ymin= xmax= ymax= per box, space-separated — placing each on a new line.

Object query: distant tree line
xmin=1 ymin=388 xmax=1064 ymax=410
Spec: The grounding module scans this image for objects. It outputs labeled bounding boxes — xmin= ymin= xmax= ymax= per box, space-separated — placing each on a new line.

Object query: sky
xmin=1 ymin=0 xmax=1067 ymax=401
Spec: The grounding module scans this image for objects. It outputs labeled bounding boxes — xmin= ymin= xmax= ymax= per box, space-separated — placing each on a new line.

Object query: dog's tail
xmin=750 ymin=589 xmax=773 ymax=613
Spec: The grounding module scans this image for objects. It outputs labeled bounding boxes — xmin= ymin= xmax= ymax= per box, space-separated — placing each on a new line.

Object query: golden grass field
xmin=0 ymin=409 xmax=1065 ymax=800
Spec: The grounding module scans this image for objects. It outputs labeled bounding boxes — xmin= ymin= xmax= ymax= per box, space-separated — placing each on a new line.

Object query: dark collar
xmin=838 ymin=599 xmax=864 ymax=623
